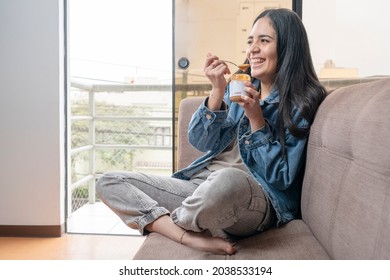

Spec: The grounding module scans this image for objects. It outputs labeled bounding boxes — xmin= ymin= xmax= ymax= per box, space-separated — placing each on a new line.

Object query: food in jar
xmin=229 ymin=73 xmax=251 ymax=102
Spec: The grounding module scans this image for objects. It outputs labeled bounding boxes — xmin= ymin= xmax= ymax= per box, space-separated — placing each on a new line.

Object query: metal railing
xmin=68 ymin=80 xmax=173 ymax=214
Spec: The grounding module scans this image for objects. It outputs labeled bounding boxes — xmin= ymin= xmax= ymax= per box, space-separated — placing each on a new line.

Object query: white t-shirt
xmin=206 ymin=139 xmax=249 ymax=173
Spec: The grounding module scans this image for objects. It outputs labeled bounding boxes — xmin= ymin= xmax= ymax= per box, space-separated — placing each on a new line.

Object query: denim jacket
xmin=172 ymin=81 xmax=309 ymax=225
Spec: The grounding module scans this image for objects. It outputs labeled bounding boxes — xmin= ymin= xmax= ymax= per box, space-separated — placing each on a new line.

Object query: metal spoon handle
xmin=220 ymin=60 xmax=238 ymax=67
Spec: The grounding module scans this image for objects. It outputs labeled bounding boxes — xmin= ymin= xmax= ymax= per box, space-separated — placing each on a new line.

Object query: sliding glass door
xmin=67 ymin=0 xmax=173 ymax=234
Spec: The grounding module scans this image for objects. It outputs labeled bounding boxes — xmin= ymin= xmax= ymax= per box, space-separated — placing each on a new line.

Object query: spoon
xmin=220 ymin=60 xmax=250 ymax=72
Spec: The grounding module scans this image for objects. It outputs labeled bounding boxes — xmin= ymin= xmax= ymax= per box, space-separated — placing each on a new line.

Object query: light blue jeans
xmin=96 ymin=167 xmax=275 ymax=238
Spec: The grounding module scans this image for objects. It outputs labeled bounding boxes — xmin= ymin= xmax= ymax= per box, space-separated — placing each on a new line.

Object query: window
xmin=302 ymin=0 xmax=390 ymax=89
xmin=151 ymin=127 xmax=171 ymax=146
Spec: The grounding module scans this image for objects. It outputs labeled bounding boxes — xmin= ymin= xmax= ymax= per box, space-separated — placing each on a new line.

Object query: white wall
xmin=0 ymin=0 xmax=65 ymax=226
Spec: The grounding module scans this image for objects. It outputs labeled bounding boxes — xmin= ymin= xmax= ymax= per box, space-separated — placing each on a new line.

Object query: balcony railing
xmin=68 ymin=80 xmax=174 ymax=215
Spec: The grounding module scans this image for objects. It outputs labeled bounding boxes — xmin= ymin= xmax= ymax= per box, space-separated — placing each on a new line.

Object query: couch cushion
xmin=133 ymin=232 xmax=226 ymax=260
xmin=133 ymin=220 xmax=329 ymax=259
xmin=301 ymin=78 xmax=390 ymax=259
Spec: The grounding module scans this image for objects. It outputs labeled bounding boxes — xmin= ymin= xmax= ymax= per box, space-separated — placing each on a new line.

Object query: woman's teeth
xmin=251 ymin=58 xmax=265 ymax=64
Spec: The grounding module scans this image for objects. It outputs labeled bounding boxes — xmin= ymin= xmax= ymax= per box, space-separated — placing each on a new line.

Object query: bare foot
xmin=181 ymin=230 xmax=236 ymax=255
xmin=145 ymin=215 xmax=236 ymax=255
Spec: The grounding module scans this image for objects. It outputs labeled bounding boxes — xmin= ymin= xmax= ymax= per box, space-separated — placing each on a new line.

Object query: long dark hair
xmin=251 ymin=9 xmax=326 ymax=152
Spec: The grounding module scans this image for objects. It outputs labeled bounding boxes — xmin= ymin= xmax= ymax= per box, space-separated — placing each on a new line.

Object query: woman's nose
xmin=252 ymin=45 xmax=260 ymax=52
xmin=247 ymin=44 xmax=260 ymax=58
xmin=248 ymin=44 xmax=260 ymax=54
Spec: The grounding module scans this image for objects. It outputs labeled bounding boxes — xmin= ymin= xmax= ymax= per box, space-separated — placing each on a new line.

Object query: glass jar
xmin=229 ymin=73 xmax=251 ymax=102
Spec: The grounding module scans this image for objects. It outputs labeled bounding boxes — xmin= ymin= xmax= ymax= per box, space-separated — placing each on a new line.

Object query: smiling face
xmin=246 ymin=17 xmax=278 ymax=85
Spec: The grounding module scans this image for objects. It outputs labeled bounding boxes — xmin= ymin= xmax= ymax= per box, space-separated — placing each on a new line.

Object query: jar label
xmin=229 ymin=80 xmax=246 ymax=98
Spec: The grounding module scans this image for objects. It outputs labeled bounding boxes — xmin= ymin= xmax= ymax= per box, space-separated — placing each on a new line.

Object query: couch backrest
xmin=301 ymin=78 xmax=390 ymax=259
xmin=177 ymin=96 xmax=204 ymax=170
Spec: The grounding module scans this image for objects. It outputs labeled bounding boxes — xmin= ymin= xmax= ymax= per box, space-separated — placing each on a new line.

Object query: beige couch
xmin=134 ymin=78 xmax=390 ymax=260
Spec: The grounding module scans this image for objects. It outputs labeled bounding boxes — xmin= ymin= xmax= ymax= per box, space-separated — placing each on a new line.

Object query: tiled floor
xmin=67 ymin=201 xmax=141 ymax=236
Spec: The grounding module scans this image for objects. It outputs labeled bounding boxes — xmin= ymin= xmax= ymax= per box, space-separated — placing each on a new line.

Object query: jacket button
xmin=245 ymin=140 xmax=250 ymax=145
xmin=206 ymin=114 xmax=212 ymax=119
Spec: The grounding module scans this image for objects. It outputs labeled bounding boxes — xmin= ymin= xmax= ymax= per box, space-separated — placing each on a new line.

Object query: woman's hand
xmin=237 ymin=81 xmax=266 ymax=131
xmin=204 ymin=53 xmax=230 ymax=93
xmin=204 ymin=53 xmax=231 ymax=110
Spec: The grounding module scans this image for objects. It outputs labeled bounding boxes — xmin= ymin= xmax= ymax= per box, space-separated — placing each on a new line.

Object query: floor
xmin=0 ymin=234 xmax=146 ymax=260
xmin=0 ymin=202 xmax=145 ymax=260
xmin=67 ymin=201 xmax=140 ymax=235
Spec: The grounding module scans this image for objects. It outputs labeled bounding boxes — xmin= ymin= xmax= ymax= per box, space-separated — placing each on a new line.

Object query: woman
xmin=96 ymin=8 xmax=326 ymax=255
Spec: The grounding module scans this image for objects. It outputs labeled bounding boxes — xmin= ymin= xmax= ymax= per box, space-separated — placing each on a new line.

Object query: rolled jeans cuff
xmin=170 ymin=211 xmax=179 ymax=227
xmin=138 ymin=207 xmax=170 ymax=235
